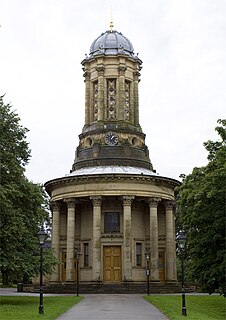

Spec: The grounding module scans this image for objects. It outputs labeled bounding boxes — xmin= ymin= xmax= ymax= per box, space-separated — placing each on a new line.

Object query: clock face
xmin=105 ymin=132 xmax=118 ymax=145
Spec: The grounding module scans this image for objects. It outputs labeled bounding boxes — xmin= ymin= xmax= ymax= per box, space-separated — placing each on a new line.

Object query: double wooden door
xmin=103 ymin=246 xmax=122 ymax=283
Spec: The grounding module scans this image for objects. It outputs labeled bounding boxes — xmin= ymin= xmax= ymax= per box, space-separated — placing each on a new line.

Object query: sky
xmin=1 ymin=0 xmax=225 ymax=184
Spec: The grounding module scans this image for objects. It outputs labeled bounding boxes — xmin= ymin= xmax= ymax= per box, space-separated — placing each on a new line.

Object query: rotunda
xmin=45 ymin=27 xmax=180 ymax=293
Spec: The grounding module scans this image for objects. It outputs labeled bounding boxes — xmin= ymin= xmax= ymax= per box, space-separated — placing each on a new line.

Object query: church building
xmin=45 ymin=25 xmax=180 ymax=292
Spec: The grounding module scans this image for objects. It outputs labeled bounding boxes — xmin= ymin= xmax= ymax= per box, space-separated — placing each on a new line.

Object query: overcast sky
xmin=1 ymin=0 xmax=225 ymax=184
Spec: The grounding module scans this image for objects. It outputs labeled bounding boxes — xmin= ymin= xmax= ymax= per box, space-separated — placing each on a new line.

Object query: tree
xmin=0 ymin=95 xmax=57 ymax=284
xmin=176 ymin=119 xmax=226 ymax=295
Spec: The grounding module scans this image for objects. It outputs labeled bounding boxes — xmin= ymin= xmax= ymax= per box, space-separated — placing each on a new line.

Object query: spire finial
xmin=110 ymin=7 xmax=113 ymax=32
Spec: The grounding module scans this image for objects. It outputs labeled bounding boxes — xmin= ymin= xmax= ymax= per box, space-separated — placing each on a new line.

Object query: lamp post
xmin=75 ymin=249 xmax=82 ymax=296
xmin=145 ymin=251 xmax=150 ymax=295
xmin=177 ymin=230 xmax=187 ymax=316
xmin=37 ymin=227 xmax=48 ymax=315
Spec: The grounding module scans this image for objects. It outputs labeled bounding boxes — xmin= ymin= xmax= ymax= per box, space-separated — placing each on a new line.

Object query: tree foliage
xmin=176 ymin=119 xmax=226 ymax=295
xmin=0 ymin=96 xmax=57 ymax=284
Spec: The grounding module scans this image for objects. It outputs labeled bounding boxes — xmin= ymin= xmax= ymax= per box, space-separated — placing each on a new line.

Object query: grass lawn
xmin=145 ymin=295 xmax=226 ymax=320
xmin=0 ymin=295 xmax=82 ymax=320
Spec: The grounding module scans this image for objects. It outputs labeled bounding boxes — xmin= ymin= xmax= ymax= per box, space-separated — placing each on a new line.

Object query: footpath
xmin=0 ymin=288 xmax=169 ymax=320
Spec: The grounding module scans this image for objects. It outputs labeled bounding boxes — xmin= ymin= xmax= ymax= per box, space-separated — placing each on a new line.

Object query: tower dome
xmin=89 ymin=30 xmax=135 ymax=57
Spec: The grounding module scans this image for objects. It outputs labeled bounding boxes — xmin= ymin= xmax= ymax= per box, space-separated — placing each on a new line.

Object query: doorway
xmin=61 ymin=252 xmax=77 ymax=282
xmin=103 ymin=246 xmax=122 ymax=283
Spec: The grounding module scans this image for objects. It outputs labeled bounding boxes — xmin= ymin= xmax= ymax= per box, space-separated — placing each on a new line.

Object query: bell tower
xmin=72 ymin=29 xmax=153 ymax=171
xmin=45 ymin=25 xmax=180 ymax=293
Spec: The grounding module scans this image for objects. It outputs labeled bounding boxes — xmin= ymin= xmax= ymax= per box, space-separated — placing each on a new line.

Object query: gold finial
xmin=110 ymin=7 xmax=113 ymax=32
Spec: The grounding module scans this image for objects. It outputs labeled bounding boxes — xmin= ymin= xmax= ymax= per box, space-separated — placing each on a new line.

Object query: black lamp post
xmin=177 ymin=230 xmax=187 ymax=317
xmin=75 ymin=249 xmax=82 ymax=296
xmin=37 ymin=227 xmax=48 ymax=314
xmin=145 ymin=251 xmax=150 ymax=295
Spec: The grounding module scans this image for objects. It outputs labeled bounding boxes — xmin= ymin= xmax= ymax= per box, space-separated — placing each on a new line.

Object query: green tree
xmin=0 ymin=95 xmax=57 ymax=284
xmin=176 ymin=119 xmax=226 ymax=295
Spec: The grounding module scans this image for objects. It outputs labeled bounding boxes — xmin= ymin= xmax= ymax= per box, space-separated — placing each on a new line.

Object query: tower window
xmin=93 ymin=81 xmax=98 ymax=121
xmin=83 ymin=243 xmax=89 ymax=267
xmin=125 ymin=81 xmax=130 ymax=120
xmin=104 ymin=212 xmax=120 ymax=233
xmin=107 ymin=79 xmax=117 ymax=119
xmin=136 ymin=243 xmax=142 ymax=266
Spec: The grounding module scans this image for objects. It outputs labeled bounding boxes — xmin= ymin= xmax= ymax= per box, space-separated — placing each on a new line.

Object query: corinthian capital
xmin=165 ymin=200 xmax=175 ymax=211
xmin=147 ymin=197 xmax=161 ymax=208
xmin=90 ymin=196 xmax=102 ymax=206
xmin=122 ymin=196 xmax=134 ymax=206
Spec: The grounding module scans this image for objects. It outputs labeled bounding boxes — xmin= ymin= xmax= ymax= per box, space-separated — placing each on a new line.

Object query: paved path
xmin=56 ymin=294 xmax=169 ymax=320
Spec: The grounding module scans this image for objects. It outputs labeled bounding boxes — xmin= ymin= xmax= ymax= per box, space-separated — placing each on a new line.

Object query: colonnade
xmin=50 ymin=196 xmax=176 ymax=284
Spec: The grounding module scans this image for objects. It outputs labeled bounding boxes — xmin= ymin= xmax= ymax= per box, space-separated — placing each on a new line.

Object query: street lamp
xmin=37 ymin=227 xmax=48 ymax=314
xmin=145 ymin=250 xmax=150 ymax=295
xmin=177 ymin=230 xmax=187 ymax=316
xmin=75 ymin=249 xmax=82 ymax=296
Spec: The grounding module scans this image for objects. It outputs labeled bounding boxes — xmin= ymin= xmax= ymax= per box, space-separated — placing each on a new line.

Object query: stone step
xmin=24 ymin=281 xmax=187 ymax=294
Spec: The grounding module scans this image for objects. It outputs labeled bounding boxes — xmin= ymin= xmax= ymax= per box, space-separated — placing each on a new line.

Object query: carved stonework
xmin=125 ymin=81 xmax=130 ymax=120
xmin=64 ymin=198 xmax=76 ymax=209
xmin=51 ymin=201 xmax=61 ymax=212
xmin=118 ymin=65 xmax=127 ymax=76
xmin=133 ymin=71 xmax=141 ymax=81
xmin=93 ymin=81 xmax=98 ymax=121
xmin=107 ymin=79 xmax=117 ymax=119
xmin=122 ymin=196 xmax=134 ymax=206
xmin=90 ymin=196 xmax=102 ymax=207
xmin=147 ymin=197 xmax=161 ymax=208
xmin=165 ymin=201 xmax=175 ymax=211
xmin=95 ymin=65 xmax=105 ymax=75
xmin=83 ymin=71 xmax=90 ymax=81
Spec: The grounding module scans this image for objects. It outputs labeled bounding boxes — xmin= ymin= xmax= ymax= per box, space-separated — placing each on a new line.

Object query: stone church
xmin=45 ymin=25 xmax=180 ymax=292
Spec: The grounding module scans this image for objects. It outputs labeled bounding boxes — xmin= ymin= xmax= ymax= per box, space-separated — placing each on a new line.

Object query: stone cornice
xmin=45 ymin=173 xmax=180 ymax=195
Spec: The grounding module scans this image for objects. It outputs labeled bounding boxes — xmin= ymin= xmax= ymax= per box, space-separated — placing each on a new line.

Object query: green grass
xmin=0 ymin=295 xmax=82 ymax=320
xmin=145 ymin=295 xmax=226 ymax=320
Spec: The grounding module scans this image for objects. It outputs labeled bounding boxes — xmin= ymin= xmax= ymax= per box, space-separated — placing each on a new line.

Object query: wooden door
xmin=103 ymin=246 xmax=121 ymax=283
xmin=61 ymin=252 xmax=67 ymax=282
xmin=159 ymin=253 xmax=165 ymax=282
xmin=61 ymin=252 xmax=77 ymax=282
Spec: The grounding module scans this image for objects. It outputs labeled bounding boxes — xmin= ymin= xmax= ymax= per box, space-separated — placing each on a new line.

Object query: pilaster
xmin=83 ymin=70 xmax=91 ymax=125
xmin=96 ymin=65 xmax=105 ymax=121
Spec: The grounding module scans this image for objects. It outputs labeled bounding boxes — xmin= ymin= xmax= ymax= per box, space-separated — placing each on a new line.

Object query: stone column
xmin=90 ymin=196 xmax=102 ymax=281
xmin=133 ymin=71 xmax=140 ymax=126
xmin=118 ymin=64 xmax=127 ymax=120
xmin=96 ymin=65 xmax=105 ymax=121
xmin=148 ymin=197 xmax=161 ymax=281
xmin=50 ymin=202 xmax=61 ymax=283
xmin=165 ymin=201 xmax=177 ymax=281
xmin=65 ymin=199 xmax=76 ymax=282
xmin=83 ymin=70 xmax=90 ymax=126
xmin=122 ymin=196 xmax=134 ymax=281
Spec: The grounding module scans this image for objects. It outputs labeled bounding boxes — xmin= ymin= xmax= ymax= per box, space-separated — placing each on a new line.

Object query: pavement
xmin=56 ymin=294 xmax=169 ymax=320
xmin=0 ymin=288 xmax=169 ymax=320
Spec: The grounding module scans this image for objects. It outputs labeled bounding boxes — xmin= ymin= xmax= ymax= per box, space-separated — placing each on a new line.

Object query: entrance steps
xmin=26 ymin=281 xmax=184 ymax=294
